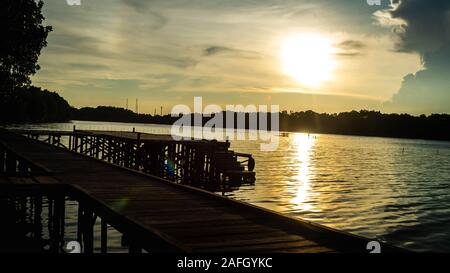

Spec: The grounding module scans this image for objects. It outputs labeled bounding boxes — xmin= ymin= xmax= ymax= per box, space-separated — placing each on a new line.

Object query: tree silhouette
xmin=0 ymin=0 xmax=52 ymax=96
xmin=0 ymin=86 xmax=71 ymax=123
xmin=71 ymin=108 xmax=450 ymax=141
xmin=0 ymin=0 xmax=71 ymax=124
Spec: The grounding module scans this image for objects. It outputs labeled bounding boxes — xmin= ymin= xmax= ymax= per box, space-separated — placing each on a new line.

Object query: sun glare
xmin=281 ymin=33 xmax=337 ymax=88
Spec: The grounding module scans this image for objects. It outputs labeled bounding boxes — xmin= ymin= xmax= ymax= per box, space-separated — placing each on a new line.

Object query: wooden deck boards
xmin=0 ymin=130 xmax=402 ymax=253
xmin=11 ymin=129 xmax=211 ymax=143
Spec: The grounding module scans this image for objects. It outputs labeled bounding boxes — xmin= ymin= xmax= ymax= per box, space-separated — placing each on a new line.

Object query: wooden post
xmin=18 ymin=160 xmax=27 ymax=174
xmin=0 ymin=146 xmax=5 ymax=173
xmin=129 ymin=239 xmax=142 ymax=254
xmin=135 ymin=133 xmax=141 ymax=170
xmin=77 ymin=202 xmax=83 ymax=247
xmin=107 ymin=138 xmax=112 ymax=163
xmin=74 ymin=134 xmax=79 ymax=153
xmin=47 ymin=197 xmax=57 ymax=252
xmin=33 ymin=196 xmax=43 ymax=246
xmin=95 ymin=136 xmax=100 ymax=158
xmin=82 ymin=208 xmax=95 ymax=254
xmin=52 ymin=196 xmax=65 ymax=252
xmin=59 ymin=197 xmax=65 ymax=247
xmin=5 ymin=151 xmax=16 ymax=174
xmin=101 ymin=218 xmax=107 ymax=254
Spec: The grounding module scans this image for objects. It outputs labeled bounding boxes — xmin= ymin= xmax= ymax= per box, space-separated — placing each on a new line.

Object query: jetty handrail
xmin=0 ymin=139 xmax=53 ymax=176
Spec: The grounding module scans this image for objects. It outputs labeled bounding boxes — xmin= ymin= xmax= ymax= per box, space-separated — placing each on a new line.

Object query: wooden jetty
xmin=0 ymin=128 xmax=405 ymax=253
xmin=12 ymin=129 xmax=256 ymax=192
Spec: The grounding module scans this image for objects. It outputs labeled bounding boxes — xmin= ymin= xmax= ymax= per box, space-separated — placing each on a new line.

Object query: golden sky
xmin=32 ymin=0 xmax=449 ymax=114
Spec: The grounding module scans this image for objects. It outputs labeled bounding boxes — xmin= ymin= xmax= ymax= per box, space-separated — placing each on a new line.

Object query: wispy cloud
xmin=203 ymin=46 xmax=234 ymax=56
xmin=69 ymin=63 xmax=109 ymax=70
xmin=335 ymin=40 xmax=366 ymax=57
xmin=202 ymin=46 xmax=262 ymax=59
xmin=337 ymin=40 xmax=366 ymax=50
xmin=121 ymin=0 xmax=153 ymax=11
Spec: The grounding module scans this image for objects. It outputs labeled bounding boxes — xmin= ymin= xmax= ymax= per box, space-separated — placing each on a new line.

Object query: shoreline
xmin=3 ymin=119 xmax=450 ymax=144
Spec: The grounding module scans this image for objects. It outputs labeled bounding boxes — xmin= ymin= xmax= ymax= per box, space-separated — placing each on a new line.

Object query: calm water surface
xmin=8 ymin=120 xmax=450 ymax=252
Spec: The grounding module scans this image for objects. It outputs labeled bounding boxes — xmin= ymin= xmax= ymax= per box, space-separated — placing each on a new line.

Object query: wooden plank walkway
xmin=85 ymin=130 xmax=212 ymax=143
xmin=0 ymin=129 xmax=404 ymax=253
xmin=10 ymin=129 xmax=223 ymax=143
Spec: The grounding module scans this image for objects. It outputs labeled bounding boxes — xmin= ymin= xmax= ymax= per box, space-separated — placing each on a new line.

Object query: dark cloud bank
xmin=382 ymin=0 xmax=450 ymax=114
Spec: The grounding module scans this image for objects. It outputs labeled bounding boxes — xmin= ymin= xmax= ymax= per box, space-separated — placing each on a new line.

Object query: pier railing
xmin=13 ymin=129 xmax=256 ymax=192
xmin=0 ymin=141 xmax=51 ymax=176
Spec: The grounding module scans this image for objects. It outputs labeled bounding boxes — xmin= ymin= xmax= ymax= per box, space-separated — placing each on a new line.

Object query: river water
xmin=7 ymin=120 xmax=450 ymax=252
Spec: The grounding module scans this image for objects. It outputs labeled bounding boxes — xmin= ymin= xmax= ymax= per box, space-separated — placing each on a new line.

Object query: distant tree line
xmin=0 ymin=86 xmax=71 ymax=123
xmin=71 ymin=106 xmax=177 ymax=124
xmin=278 ymin=110 xmax=450 ymax=141
xmin=71 ymin=107 xmax=450 ymax=141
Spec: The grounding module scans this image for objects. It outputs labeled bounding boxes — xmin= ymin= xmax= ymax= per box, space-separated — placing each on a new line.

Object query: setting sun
xmin=281 ymin=33 xmax=337 ymax=88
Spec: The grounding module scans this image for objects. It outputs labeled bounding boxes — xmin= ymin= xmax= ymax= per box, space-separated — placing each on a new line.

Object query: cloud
xmin=142 ymin=11 xmax=168 ymax=30
xmin=202 ymin=46 xmax=262 ymax=59
xmin=385 ymin=45 xmax=450 ymax=114
xmin=47 ymin=30 xmax=196 ymax=69
xmin=376 ymin=0 xmax=450 ymax=114
xmin=203 ymin=46 xmax=234 ymax=56
xmin=376 ymin=0 xmax=450 ymax=55
xmin=146 ymin=55 xmax=198 ymax=68
xmin=48 ymin=32 xmax=102 ymax=55
xmin=69 ymin=63 xmax=109 ymax=70
xmin=335 ymin=40 xmax=366 ymax=57
xmin=335 ymin=52 xmax=363 ymax=57
xmin=338 ymin=40 xmax=366 ymax=50
xmin=120 ymin=0 xmax=167 ymax=30
xmin=121 ymin=0 xmax=152 ymax=11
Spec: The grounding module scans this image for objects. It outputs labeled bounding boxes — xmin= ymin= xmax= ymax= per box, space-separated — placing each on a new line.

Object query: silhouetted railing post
xmin=0 ymin=145 xmax=5 ymax=173
xmin=33 ymin=196 xmax=43 ymax=246
xmin=135 ymin=132 xmax=141 ymax=170
xmin=5 ymin=151 xmax=16 ymax=174
xmin=80 ymin=205 xmax=95 ymax=254
xmin=101 ymin=218 xmax=107 ymax=253
xmin=129 ymin=238 xmax=142 ymax=254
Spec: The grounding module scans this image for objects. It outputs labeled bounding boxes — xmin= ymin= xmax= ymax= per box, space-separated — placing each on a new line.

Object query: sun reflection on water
xmin=290 ymin=133 xmax=317 ymax=211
